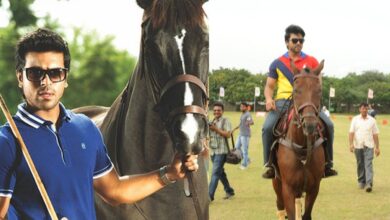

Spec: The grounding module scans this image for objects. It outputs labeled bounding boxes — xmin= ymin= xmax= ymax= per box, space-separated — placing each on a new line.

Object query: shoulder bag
xmin=221 ymin=118 xmax=242 ymax=164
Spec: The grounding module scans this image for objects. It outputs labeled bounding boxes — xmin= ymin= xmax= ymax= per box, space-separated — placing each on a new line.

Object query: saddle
xmin=268 ymin=106 xmax=328 ymax=178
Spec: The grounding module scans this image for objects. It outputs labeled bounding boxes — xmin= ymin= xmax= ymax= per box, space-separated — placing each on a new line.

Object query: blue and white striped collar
xmin=16 ymin=103 xmax=71 ymax=129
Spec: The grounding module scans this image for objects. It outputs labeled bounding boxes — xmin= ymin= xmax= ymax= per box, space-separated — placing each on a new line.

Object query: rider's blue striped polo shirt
xmin=0 ymin=103 xmax=113 ymax=220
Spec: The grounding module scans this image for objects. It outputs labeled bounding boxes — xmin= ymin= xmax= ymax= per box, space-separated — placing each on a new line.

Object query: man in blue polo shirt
xmin=0 ymin=28 xmax=198 ymax=220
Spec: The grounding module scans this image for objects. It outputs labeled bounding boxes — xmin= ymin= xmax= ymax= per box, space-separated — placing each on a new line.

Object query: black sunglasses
xmin=23 ymin=67 xmax=68 ymax=83
xmin=291 ymin=38 xmax=305 ymax=44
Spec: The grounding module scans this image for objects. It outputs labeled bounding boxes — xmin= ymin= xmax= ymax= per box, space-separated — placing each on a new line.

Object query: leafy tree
xmin=209 ymin=68 xmax=266 ymax=105
xmin=7 ymin=0 xmax=37 ymax=27
xmin=63 ymin=28 xmax=136 ymax=108
xmin=0 ymin=24 xmax=23 ymax=115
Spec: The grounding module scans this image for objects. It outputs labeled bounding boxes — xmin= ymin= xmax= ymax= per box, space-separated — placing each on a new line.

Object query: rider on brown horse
xmin=262 ymin=24 xmax=337 ymax=179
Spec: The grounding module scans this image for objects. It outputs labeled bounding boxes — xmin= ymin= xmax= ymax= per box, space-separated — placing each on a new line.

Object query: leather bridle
xmin=292 ymin=73 xmax=321 ymax=126
xmin=159 ymin=74 xmax=208 ymax=122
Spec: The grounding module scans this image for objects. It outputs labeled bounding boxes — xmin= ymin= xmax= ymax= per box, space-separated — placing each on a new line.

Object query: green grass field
xmin=208 ymin=112 xmax=390 ymax=220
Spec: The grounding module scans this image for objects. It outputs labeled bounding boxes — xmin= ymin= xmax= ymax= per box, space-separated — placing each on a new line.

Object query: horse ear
xmin=290 ymin=60 xmax=300 ymax=75
xmin=137 ymin=0 xmax=153 ymax=9
xmin=313 ymin=60 xmax=325 ymax=76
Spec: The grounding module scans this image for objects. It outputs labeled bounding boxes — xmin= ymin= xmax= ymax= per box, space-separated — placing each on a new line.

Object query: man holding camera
xmin=208 ymin=102 xmax=235 ymax=201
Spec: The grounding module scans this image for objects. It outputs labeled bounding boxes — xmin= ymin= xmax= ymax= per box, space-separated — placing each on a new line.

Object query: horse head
xmin=137 ymin=0 xmax=209 ymax=155
xmin=291 ymin=60 xmax=324 ymax=136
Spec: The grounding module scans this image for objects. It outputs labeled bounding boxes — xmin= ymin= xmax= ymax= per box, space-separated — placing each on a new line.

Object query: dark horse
xmin=272 ymin=61 xmax=325 ymax=220
xmin=74 ymin=0 xmax=209 ymax=219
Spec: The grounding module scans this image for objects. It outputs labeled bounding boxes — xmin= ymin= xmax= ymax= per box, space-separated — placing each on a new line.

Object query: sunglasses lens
xmin=26 ymin=68 xmax=44 ymax=82
xmin=48 ymin=69 xmax=67 ymax=82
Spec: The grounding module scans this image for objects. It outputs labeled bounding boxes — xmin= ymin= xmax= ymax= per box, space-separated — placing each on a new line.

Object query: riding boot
xmin=323 ymin=144 xmax=337 ymax=177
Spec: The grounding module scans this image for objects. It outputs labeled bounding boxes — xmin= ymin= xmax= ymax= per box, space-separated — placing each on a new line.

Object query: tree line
xmin=210 ymin=68 xmax=390 ymax=114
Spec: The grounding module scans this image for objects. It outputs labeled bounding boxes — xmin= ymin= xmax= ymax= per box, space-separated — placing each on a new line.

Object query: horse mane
xmin=150 ymin=0 xmax=206 ymax=31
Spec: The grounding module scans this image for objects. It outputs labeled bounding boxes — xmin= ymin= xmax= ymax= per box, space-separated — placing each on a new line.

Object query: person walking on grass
xmin=208 ymin=102 xmax=235 ymax=201
xmin=349 ymin=103 xmax=380 ymax=192
xmin=233 ymin=102 xmax=254 ymax=170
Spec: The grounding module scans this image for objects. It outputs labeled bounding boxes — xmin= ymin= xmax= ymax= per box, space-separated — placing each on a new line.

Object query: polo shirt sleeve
xmin=90 ymin=124 xmax=113 ymax=179
xmin=268 ymin=59 xmax=279 ymax=79
xmin=0 ymin=129 xmax=17 ymax=198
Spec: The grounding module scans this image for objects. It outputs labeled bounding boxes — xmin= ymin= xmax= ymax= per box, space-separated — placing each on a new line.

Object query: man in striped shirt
xmin=208 ymin=102 xmax=235 ymax=201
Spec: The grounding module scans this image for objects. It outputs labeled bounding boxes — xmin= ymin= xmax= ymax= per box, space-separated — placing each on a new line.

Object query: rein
xmin=158 ymin=74 xmax=207 ymax=220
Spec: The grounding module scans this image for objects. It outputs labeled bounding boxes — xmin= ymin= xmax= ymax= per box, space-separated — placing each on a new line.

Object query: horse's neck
xmin=286 ymin=110 xmax=305 ymax=142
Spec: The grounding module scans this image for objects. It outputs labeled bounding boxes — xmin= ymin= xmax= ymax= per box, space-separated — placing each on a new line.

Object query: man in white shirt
xmin=322 ymin=106 xmax=330 ymax=118
xmin=349 ymin=103 xmax=380 ymax=192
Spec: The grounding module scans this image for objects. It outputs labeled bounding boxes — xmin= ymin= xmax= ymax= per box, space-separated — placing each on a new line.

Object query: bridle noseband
xmin=159 ymin=74 xmax=208 ymax=122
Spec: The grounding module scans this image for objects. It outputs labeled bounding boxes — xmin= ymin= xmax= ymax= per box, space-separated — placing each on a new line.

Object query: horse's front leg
xmin=302 ymin=148 xmax=324 ymax=220
xmin=302 ymin=187 xmax=319 ymax=220
xmin=302 ymin=176 xmax=321 ymax=220
xmin=281 ymin=182 xmax=297 ymax=220
xmin=272 ymin=178 xmax=286 ymax=219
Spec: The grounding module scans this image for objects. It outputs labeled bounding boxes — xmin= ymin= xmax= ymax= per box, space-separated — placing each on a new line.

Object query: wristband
xmin=159 ymin=165 xmax=176 ymax=185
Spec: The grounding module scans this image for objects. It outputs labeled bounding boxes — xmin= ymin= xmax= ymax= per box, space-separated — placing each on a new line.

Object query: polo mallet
xmin=0 ymin=95 xmax=58 ymax=220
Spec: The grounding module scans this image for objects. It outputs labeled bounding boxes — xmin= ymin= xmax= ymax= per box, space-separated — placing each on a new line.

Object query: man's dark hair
xmin=359 ymin=103 xmax=369 ymax=108
xmin=213 ymin=102 xmax=224 ymax=111
xmin=284 ymin=24 xmax=305 ymax=42
xmin=240 ymin=102 xmax=249 ymax=107
xmin=15 ymin=28 xmax=71 ymax=72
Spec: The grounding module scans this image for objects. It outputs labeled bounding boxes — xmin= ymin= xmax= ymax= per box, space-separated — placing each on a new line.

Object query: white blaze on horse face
xmin=174 ymin=29 xmax=194 ymax=105
xmin=181 ymin=114 xmax=198 ymax=145
xmin=175 ymin=29 xmax=197 ymax=145
xmin=175 ymin=29 xmax=186 ymax=72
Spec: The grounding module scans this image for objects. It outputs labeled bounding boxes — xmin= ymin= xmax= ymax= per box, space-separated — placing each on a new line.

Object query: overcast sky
xmin=1 ymin=0 xmax=390 ymax=77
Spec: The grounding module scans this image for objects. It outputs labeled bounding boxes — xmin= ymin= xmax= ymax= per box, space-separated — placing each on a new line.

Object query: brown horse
xmin=272 ymin=61 xmax=325 ymax=220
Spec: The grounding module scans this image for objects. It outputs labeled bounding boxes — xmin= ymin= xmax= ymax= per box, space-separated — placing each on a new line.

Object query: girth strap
xmin=278 ymin=137 xmax=324 ymax=150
